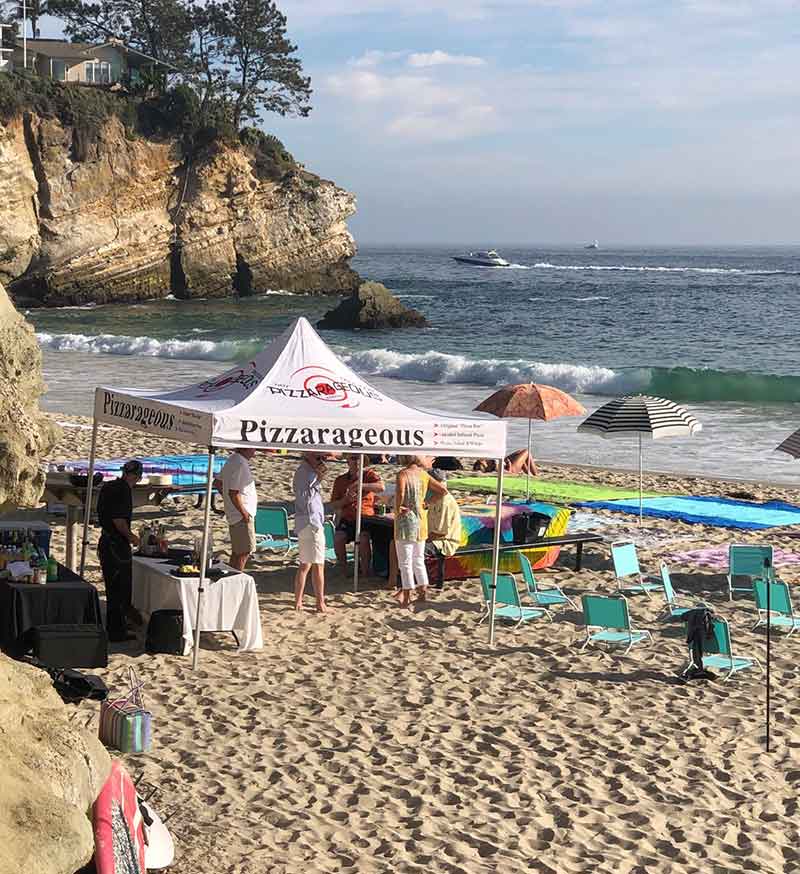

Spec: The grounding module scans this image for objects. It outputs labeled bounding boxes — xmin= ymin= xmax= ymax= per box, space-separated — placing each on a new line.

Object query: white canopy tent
xmin=80 ymin=318 xmax=509 ymax=666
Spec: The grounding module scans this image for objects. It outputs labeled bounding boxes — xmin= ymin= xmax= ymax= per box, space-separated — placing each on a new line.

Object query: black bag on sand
xmin=146 ymin=610 xmax=184 ymax=655
xmin=511 ymin=512 xmax=552 ymax=544
xmin=31 ymin=624 xmax=108 ymax=668
xmin=49 ymin=668 xmax=109 ymax=702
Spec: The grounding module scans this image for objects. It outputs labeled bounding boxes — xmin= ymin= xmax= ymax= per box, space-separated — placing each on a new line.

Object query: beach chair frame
xmin=611 ymin=541 xmax=661 ymax=598
xmin=254 ymin=507 xmax=298 ymax=555
xmin=683 ymin=616 xmax=762 ymax=682
xmin=478 ymin=570 xmax=546 ymax=629
xmin=658 ymin=562 xmax=694 ymax=620
xmin=727 ymin=544 xmax=772 ymax=602
xmin=752 ymin=578 xmax=800 ymax=635
xmin=517 ymin=552 xmax=576 ymax=612
xmin=580 ymin=592 xmax=652 ymax=655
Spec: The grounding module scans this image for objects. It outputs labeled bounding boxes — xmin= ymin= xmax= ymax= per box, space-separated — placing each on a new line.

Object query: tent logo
xmin=197 ymin=362 xmax=262 ymax=394
xmin=265 ymin=366 xmax=382 ymax=409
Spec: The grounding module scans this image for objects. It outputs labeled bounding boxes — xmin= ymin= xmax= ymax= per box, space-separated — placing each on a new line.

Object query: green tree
xmin=213 ymin=0 xmax=311 ymax=129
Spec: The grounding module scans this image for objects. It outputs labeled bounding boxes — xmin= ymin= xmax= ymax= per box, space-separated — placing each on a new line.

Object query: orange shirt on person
xmin=331 ymin=469 xmax=382 ymax=522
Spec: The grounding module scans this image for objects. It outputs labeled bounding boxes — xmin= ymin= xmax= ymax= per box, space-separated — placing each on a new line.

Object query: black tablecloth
xmin=0 ymin=564 xmax=102 ymax=658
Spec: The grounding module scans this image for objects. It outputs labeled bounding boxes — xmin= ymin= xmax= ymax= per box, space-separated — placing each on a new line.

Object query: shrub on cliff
xmin=239 ymin=127 xmax=296 ymax=180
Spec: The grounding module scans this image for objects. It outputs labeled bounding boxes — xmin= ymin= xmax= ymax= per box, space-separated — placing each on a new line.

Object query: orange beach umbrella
xmin=475 ymin=383 xmax=586 ymax=499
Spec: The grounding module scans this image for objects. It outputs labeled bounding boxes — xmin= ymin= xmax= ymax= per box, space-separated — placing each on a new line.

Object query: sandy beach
xmin=40 ymin=413 xmax=800 ymax=873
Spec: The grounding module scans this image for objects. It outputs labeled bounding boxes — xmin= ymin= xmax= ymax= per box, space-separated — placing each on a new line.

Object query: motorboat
xmin=453 ymin=249 xmax=510 ymax=267
xmin=585 ymin=240 xmax=599 ymax=249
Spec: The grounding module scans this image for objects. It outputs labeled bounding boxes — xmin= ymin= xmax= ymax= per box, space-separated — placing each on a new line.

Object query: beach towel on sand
xmin=447 ymin=475 xmax=662 ymax=503
xmin=575 ymin=496 xmax=800 ymax=530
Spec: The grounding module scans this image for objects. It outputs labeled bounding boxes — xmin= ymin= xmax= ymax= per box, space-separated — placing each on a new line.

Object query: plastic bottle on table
xmin=47 ymin=555 xmax=58 ymax=582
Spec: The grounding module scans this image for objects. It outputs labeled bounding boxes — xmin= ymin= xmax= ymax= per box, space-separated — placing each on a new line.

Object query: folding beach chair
xmin=753 ymin=577 xmax=800 ymax=635
xmin=580 ymin=593 xmax=652 ymax=655
xmin=659 ymin=562 xmax=694 ymax=620
xmin=323 ymin=520 xmax=338 ymax=564
xmin=683 ymin=617 xmax=761 ymax=682
xmin=254 ymin=508 xmax=297 ymax=555
xmin=727 ymin=544 xmax=772 ymax=601
xmin=517 ymin=552 xmax=577 ymax=611
xmin=478 ymin=570 xmax=546 ymax=629
xmin=611 ymin=541 xmax=661 ymax=598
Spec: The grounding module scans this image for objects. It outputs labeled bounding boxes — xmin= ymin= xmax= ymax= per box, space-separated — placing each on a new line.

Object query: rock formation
xmin=0 ymin=113 xmax=359 ymax=306
xmin=0 ymin=653 xmax=111 ymax=874
xmin=0 ymin=280 xmax=58 ymax=509
xmin=317 ymin=280 xmax=429 ymax=330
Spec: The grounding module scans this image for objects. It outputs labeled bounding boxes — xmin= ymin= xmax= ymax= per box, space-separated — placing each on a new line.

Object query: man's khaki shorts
xmin=230 ymin=518 xmax=256 ymax=555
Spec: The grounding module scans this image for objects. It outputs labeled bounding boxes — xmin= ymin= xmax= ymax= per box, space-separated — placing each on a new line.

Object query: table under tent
xmin=79 ymin=317 xmax=509 ymax=667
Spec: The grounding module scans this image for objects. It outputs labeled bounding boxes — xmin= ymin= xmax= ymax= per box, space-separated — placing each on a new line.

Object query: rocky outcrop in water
xmin=0 ymin=653 xmax=111 ymax=874
xmin=317 ymin=281 xmax=429 ymax=330
xmin=0 ymin=114 xmax=359 ymax=306
xmin=0 ymin=279 xmax=58 ymax=509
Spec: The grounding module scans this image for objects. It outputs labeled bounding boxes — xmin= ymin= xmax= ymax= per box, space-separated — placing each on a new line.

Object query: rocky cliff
xmin=0 ymin=113 xmax=359 ymax=306
xmin=0 ymin=279 xmax=58 ymax=508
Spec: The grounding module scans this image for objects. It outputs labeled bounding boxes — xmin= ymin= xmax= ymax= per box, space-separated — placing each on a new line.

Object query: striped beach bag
xmin=99 ymin=668 xmax=153 ymax=754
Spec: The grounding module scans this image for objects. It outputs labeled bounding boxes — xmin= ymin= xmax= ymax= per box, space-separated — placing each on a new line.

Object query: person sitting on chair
xmin=330 ymin=456 xmax=384 ymax=575
xmin=424 ymin=469 xmax=462 ymax=590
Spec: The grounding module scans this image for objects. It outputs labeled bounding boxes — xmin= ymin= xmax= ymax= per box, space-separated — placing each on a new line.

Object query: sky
xmin=40 ymin=1 xmax=800 ymax=245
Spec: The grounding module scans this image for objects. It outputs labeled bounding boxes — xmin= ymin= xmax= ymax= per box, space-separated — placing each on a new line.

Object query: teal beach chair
xmin=323 ymin=520 xmax=338 ymax=563
xmin=684 ymin=617 xmax=761 ymax=681
xmin=659 ymin=562 xmax=694 ymax=620
xmin=254 ymin=507 xmax=297 ymax=555
xmin=479 ymin=570 xmax=546 ymax=629
xmin=611 ymin=541 xmax=661 ymax=598
xmin=753 ymin=578 xmax=800 ymax=635
xmin=727 ymin=544 xmax=772 ymax=601
xmin=518 ymin=552 xmax=576 ymax=611
xmin=580 ymin=593 xmax=652 ymax=655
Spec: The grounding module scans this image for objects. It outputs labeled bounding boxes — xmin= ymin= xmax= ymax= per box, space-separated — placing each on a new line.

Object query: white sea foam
xmin=36 ymin=331 xmax=252 ymax=360
xmin=342 ymin=347 xmax=646 ymax=394
xmin=531 ymin=262 xmax=787 ymax=275
xmin=573 ymin=295 xmax=609 ymax=301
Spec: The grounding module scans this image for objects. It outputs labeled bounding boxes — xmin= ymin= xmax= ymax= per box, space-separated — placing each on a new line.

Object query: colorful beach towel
xmin=447 ymin=475 xmax=662 ymax=503
xmin=567 ymin=511 xmax=691 ymax=549
xmin=666 ymin=545 xmax=800 ymax=570
xmin=576 ymin=496 xmax=800 ymax=530
xmin=459 ymin=500 xmax=560 ymax=546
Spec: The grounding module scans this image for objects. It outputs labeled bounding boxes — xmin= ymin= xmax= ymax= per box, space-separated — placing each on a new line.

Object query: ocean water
xmin=26 ymin=245 xmax=800 ymax=483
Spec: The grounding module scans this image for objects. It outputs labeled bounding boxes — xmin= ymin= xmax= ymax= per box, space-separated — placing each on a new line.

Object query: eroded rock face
xmin=0 ymin=280 xmax=58 ymax=509
xmin=0 ymin=653 xmax=112 ymax=874
xmin=0 ymin=114 xmax=360 ymax=305
xmin=317 ymin=280 xmax=429 ymax=330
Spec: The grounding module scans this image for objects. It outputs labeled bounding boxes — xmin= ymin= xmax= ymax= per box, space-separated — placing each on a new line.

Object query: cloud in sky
xmin=269 ymin=0 xmax=800 ymax=242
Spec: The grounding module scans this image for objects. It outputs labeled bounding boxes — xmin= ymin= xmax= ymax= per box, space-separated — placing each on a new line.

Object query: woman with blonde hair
xmin=394 ymin=455 xmax=448 ymax=608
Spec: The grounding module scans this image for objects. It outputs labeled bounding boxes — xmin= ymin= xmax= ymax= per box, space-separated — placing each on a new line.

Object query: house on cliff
xmin=8 ymin=37 xmax=174 ymax=85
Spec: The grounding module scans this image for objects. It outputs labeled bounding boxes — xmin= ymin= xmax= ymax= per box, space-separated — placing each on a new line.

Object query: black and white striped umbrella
xmin=776 ymin=428 xmax=800 ymax=459
xmin=578 ymin=395 xmax=702 ymax=523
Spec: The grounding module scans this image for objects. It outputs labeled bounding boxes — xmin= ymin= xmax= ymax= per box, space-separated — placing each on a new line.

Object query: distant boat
xmin=585 ymin=240 xmax=599 ymax=249
xmin=453 ymin=249 xmax=510 ymax=267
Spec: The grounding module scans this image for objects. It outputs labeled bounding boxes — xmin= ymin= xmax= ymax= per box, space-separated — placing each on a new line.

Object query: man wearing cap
xmin=97 ymin=460 xmax=142 ymax=642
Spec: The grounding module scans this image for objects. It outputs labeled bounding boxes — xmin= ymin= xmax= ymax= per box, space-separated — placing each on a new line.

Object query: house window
xmin=85 ymin=60 xmax=111 ymax=84
xmin=51 ymin=59 xmax=66 ymax=81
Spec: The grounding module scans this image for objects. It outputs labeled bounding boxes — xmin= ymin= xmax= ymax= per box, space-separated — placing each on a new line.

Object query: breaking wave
xmin=35 ymin=332 xmax=800 ymax=403
xmin=531 ymin=262 xmax=795 ymax=275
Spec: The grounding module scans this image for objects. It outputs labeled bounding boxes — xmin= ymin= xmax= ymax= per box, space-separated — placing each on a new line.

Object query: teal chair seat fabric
xmin=611 ymin=541 xmax=661 ymax=598
xmin=659 ymin=562 xmax=694 ymax=619
xmin=479 ymin=570 xmax=546 ymax=628
xmin=254 ymin=507 xmax=298 ymax=554
xmin=753 ymin=578 xmax=800 ymax=633
xmin=517 ymin=553 xmax=576 ymax=613
xmin=684 ymin=617 xmax=760 ymax=681
xmin=581 ymin=593 xmax=652 ymax=654
xmin=728 ymin=544 xmax=772 ymax=601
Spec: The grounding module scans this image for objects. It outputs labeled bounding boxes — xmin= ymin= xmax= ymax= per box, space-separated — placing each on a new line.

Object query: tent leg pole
xmin=489 ymin=459 xmax=505 ymax=648
xmin=526 ymin=419 xmax=532 ymax=502
xmin=192 ymin=448 xmax=216 ymax=670
xmin=354 ymin=454 xmax=364 ymax=594
xmin=638 ymin=433 xmax=643 ymax=527
xmin=766 ymin=558 xmax=771 ymax=753
xmin=79 ymin=418 xmax=99 ymax=578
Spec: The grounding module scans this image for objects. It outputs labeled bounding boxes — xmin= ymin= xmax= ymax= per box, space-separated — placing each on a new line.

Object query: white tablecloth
xmin=132 ymin=557 xmax=263 ymax=655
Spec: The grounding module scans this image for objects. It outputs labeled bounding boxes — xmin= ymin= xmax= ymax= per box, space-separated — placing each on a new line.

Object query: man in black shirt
xmin=97 ymin=460 xmax=142 ymax=641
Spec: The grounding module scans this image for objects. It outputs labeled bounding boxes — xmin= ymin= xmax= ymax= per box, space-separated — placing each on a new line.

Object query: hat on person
xmin=429 ymin=468 xmax=447 ymax=483
xmin=122 ymin=459 xmax=144 ymax=477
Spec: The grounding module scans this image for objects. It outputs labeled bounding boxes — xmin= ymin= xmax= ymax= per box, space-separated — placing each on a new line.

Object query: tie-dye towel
xmin=666 ymin=545 xmax=800 ymax=570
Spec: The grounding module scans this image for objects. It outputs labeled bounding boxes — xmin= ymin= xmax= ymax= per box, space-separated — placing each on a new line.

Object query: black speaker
xmin=146 ymin=610 xmax=184 ymax=655
xmin=31 ymin=624 xmax=108 ymax=668
xmin=511 ymin=512 xmax=552 ymax=545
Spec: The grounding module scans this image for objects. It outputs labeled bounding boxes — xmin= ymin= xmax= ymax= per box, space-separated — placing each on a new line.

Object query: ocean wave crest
xmin=36 ymin=331 xmax=258 ymax=360
xmin=532 ymin=262 xmax=793 ymax=275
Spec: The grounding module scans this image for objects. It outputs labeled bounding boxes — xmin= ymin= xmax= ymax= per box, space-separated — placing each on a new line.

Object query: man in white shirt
xmin=215 ymin=448 xmax=258 ymax=570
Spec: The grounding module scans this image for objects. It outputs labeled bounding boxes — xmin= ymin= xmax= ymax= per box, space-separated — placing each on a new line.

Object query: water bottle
xmin=47 ymin=555 xmax=58 ymax=582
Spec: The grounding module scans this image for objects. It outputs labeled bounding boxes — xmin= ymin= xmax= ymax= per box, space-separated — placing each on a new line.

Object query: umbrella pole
xmin=353 ymin=454 xmax=364 ymax=594
xmin=488 ymin=459 xmax=505 ymax=648
xmin=192 ymin=448 xmax=216 ymax=670
xmin=638 ymin=433 xmax=643 ymax=527
xmin=526 ymin=418 xmax=532 ymax=502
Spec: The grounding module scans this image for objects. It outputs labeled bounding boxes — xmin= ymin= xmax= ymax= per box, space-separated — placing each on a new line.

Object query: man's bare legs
xmin=333 ymin=531 xmax=349 ymax=575
xmin=311 ymin=563 xmax=327 ymax=612
xmin=231 ymin=551 xmax=249 ymax=572
xmin=294 ymin=562 xmax=311 ymax=610
xmin=358 ymin=532 xmax=372 ymax=577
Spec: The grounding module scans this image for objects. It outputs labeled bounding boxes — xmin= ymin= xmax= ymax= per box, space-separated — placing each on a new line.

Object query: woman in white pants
xmin=394 ymin=456 xmax=448 ymax=608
